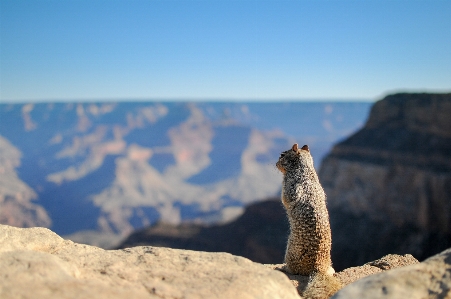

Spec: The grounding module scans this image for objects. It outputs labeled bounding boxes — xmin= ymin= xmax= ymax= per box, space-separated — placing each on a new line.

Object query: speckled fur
xmin=276 ymin=144 xmax=333 ymax=276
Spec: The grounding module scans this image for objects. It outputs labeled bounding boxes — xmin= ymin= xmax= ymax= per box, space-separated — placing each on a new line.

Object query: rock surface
xmin=319 ymin=93 xmax=451 ymax=270
xmin=335 ymin=253 xmax=419 ymax=287
xmin=1 ymin=223 xmax=438 ymax=299
xmin=267 ymin=253 xmax=419 ymax=296
xmin=0 ymin=224 xmax=299 ymax=299
xmin=332 ymin=248 xmax=451 ymax=299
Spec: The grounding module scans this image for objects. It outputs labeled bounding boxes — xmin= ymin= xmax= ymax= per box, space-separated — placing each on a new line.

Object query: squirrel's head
xmin=276 ymin=143 xmax=313 ymax=174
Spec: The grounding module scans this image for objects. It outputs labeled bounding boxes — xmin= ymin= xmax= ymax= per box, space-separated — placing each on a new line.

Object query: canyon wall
xmin=319 ymin=93 xmax=451 ymax=270
xmin=0 ymin=136 xmax=50 ymax=228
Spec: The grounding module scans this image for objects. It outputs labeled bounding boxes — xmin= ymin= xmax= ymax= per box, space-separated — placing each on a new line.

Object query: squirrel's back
xmin=276 ymin=143 xmax=333 ymax=276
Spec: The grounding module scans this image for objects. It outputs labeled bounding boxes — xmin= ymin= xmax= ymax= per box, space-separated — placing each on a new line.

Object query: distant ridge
xmin=117 ymin=199 xmax=289 ymax=264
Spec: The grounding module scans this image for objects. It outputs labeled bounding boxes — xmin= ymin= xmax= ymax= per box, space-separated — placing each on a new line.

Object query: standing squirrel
xmin=276 ymin=143 xmax=342 ymax=299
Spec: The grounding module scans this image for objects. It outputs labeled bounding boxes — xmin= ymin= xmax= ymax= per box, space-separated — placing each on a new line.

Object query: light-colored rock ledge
xmin=2 ymin=224 xmax=449 ymax=299
xmin=267 ymin=253 xmax=419 ymax=296
xmin=0 ymin=224 xmax=299 ymax=299
xmin=332 ymin=247 xmax=451 ymax=299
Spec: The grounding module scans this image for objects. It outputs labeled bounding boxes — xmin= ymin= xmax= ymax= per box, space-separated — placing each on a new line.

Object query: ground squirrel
xmin=277 ymin=144 xmax=341 ymax=298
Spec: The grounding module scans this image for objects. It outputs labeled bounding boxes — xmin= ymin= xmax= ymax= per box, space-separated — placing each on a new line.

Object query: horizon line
xmin=0 ymin=97 xmax=377 ymax=105
xmin=2 ymin=89 xmax=450 ymax=104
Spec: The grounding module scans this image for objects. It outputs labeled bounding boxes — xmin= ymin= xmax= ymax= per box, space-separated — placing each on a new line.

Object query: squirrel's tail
xmin=302 ymin=272 xmax=342 ymax=299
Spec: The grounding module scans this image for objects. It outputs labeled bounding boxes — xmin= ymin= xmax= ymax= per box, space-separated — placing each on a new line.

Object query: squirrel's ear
xmin=292 ymin=143 xmax=299 ymax=152
xmin=301 ymin=145 xmax=309 ymax=152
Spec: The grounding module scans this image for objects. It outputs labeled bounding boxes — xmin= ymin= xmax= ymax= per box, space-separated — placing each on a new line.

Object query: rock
xmin=332 ymin=248 xmax=451 ymax=299
xmin=0 ymin=224 xmax=300 ymax=299
xmin=266 ymin=264 xmax=310 ymax=295
xmin=334 ymin=254 xmax=419 ymax=286
xmin=319 ymin=93 xmax=451 ymax=270
xmin=266 ymin=253 xmax=419 ymax=296
xmin=366 ymin=253 xmax=419 ymax=270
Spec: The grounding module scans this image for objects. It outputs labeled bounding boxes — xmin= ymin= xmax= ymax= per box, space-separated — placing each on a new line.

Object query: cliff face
xmin=117 ymin=199 xmax=289 ymax=264
xmin=319 ymin=93 xmax=451 ymax=270
xmin=0 ymin=136 xmax=51 ymax=228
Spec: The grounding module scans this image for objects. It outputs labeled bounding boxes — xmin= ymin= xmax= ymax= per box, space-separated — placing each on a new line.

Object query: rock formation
xmin=268 ymin=253 xmax=419 ymax=296
xmin=332 ymin=247 xmax=451 ymax=299
xmin=0 ymin=224 xmax=299 ymax=299
xmin=319 ymin=93 xmax=451 ymax=270
xmin=7 ymin=223 xmax=450 ymax=299
xmin=0 ymin=102 xmax=370 ymax=241
xmin=117 ymin=199 xmax=289 ymax=264
xmin=0 ymin=136 xmax=51 ymax=228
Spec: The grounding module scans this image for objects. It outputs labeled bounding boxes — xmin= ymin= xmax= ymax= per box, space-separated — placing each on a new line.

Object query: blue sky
xmin=1 ymin=0 xmax=450 ymax=102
